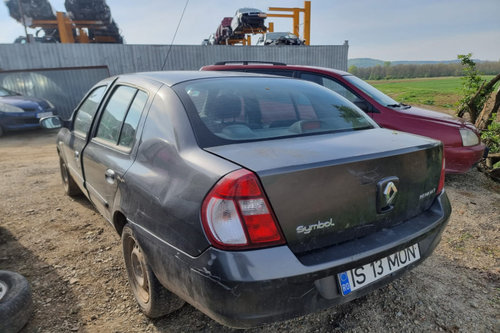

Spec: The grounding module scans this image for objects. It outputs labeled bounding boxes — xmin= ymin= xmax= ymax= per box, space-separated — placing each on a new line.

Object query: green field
xmin=367 ymin=76 xmax=495 ymax=111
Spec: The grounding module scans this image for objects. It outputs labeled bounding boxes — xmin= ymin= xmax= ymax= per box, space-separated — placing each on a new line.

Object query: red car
xmin=201 ymin=62 xmax=486 ymax=174
xmin=215 ymin=17 xmax=233 ymax=44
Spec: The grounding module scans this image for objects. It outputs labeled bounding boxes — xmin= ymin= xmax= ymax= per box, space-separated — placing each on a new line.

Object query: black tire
xmin=0 ymin=125 xmax=4 ymax=137
xmin=0 ymin=271 xmax=33 ymax=333
xmin=122 ymin=226 xmax=185 ymax=318
xmin=59 ymin=157 xmax=81 ymax=196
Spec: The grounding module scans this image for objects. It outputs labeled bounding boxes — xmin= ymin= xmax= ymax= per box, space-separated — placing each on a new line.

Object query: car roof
xmin=202 ymin=63 xmax=351 ymax=77
xmin=125 ymin=70 xmax=280 ymax=87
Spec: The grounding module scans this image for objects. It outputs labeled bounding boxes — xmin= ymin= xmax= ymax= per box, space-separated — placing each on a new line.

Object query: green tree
xmin=348 ymin=65 xmax=358 ymax=76
xmin=456 ymin=53 xmax=492 ymax=122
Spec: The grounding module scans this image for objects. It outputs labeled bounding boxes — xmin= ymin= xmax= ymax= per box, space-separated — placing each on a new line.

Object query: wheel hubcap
xmin=131 ymin=245 xmax=146 ymax=288
xmin=128 ymin=241 xmax=149 ymax=303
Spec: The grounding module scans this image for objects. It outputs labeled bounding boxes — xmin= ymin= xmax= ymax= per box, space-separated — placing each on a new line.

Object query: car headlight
xmin=459 ymin=128 xmax=479 ymax=146
xmin=0 ymin=102 xmax=24 ymax=113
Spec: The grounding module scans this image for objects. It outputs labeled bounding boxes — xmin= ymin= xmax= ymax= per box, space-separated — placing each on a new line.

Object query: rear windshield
xmin=176 ymin=77 xmax=376 ymax=147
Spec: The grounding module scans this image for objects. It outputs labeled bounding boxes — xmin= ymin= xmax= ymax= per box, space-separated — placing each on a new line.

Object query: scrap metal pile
xmin=5 ymin=0 xmax=58 ymax=39
xmin=5 ymin=0 xmax=123 ymax=43
xmin=204 ymin=7 xmax=267 ymax=45
xmin=64 ymin=0 xmax=122 ymax=43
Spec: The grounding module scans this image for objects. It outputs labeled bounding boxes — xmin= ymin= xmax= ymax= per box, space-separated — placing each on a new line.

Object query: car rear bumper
xmin=134 ymin=191 xmax=451 ymax=328
xmin=444 ymin=143 xmax=486 ymax=174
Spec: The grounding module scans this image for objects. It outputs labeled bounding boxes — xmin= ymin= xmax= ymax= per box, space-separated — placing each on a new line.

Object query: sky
xmin=0 ymin=0 xmax=499 ymax=61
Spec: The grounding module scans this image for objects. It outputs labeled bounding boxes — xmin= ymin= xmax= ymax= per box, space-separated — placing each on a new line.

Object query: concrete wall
xmin=0 ymin=43 xmax=349 ymax=75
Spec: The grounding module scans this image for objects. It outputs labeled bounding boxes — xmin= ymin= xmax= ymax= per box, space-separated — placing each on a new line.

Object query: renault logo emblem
xmin=376 ymin=177 xmax=399 ymax=213
xmin=383 ymin=181 xmax=398 ymax=205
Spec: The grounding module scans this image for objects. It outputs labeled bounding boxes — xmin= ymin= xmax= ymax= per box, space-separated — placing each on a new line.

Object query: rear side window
xmin=119 ymin=91 xmax=148 ymax=148
xmin=95 ymin=86 xmax=148 ymax=149
xmin=73 ymin=86 xmax=106 ymax=137
xmin=96 ymin=86 xmax=137 ymax=143
xmin=300 ymin=73 xmax=358 ymax=102
xmin=178 ymin=77 xmax=376 ymax=147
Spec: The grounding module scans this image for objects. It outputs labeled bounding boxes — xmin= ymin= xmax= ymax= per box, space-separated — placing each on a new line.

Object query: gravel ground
xmin=0 ymin=130 xmax=498 ymax=332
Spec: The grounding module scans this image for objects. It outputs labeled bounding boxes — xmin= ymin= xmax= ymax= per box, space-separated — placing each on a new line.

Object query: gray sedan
xmin=41 ymin=71 xmax=450 ymax=328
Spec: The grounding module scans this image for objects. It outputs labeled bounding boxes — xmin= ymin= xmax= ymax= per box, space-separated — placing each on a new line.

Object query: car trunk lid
xmin=205 ymin=128 xmax=443 ymax=254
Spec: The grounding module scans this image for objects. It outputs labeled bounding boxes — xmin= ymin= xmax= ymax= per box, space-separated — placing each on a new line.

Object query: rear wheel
xmin=122 ymin=226 xmax=184 ymax=318
xmin=59 ymin=157 xmax=81 ymax=196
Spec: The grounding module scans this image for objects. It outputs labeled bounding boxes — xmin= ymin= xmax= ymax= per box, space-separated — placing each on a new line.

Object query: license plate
xmin=338 ymin=243 xmax=420 ymax=296
xmin=36 ymin=112 xmax=53 ymax=118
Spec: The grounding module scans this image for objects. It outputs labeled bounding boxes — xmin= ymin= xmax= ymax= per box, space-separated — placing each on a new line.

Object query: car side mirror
xmin=40 ymin=116 xmax=63 ymax=129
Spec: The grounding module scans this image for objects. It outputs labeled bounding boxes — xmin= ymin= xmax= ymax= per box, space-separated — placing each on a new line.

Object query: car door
xmin=61 ymin=84 xmax=109 ymax=193
xmin=82 ymin=84 xmax=151 ymax=221
xmin=298 ymin=72 xmax=377 ymax=118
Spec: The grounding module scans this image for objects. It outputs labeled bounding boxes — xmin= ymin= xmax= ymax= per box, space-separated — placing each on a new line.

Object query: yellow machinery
xmin=28 ymin=11 xmax=119 ymax=43
xmin=267 ymin=1 xmax=311 ymax=45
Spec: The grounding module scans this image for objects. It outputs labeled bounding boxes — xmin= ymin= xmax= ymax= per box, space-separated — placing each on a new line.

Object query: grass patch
xmin=368 ymin=76 xmax=495 ymax=111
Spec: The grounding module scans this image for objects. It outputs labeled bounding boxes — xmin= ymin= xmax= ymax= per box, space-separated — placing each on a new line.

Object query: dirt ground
xmin=0 ymin=130 xmax=499 ymax=333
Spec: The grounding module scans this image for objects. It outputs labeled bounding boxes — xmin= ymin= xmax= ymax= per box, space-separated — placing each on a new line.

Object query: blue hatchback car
xmin=0 ymin=86 xmax=56 ymax=136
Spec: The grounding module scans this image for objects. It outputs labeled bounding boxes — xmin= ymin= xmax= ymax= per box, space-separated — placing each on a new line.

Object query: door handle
xmin=74 ymin=151 xmax=80 ymax=160
xmin=105 ymin=169 xmax=116 ymax=184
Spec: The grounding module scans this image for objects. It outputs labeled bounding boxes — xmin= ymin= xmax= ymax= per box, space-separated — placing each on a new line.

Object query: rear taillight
xmin=437 ymin=157 xmax=445 ymax=194
xmin=201 ymin=169 xmax=285 ymax=250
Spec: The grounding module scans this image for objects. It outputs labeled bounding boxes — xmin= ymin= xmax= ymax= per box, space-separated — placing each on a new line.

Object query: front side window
xmin=300 ymin=73 xmax=359 ymax=102
xmin=343 ymin=75 xmax=399 ymax=106
xmin=73 ymin=86 xmax=106 ymax=137
xmin=178 ymin=77 xmax=376 ymax=147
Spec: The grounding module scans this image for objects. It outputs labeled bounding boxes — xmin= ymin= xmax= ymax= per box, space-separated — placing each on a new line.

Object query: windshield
xmin=343 ymin=75 xmax=399 ymax=106
xmin=178 ymin=77 xmax=377 ymax=147
xmin=0 ymin=87 xmax=17 ymax=97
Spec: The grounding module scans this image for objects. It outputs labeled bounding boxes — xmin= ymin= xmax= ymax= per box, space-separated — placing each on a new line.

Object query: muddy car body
xmin=42 ymin=71 xmax=451 ymax=328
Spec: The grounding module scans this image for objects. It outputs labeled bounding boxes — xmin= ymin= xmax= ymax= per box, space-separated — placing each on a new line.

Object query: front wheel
xmin=122 ymin=226 xmax=185 ymax=318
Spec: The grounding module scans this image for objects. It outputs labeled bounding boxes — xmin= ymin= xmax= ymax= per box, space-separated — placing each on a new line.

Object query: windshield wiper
xmin=387 ymin=103 xmax=411 ymax=109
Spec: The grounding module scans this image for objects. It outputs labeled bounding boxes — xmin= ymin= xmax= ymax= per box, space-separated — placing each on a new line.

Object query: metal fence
xmin=0 ymin=43 xmax=349 ymax=75
xmin=0 ymin=67 xmax=110 ymax=118
xmin=0 ymin=43 xmax=348 ymax=117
